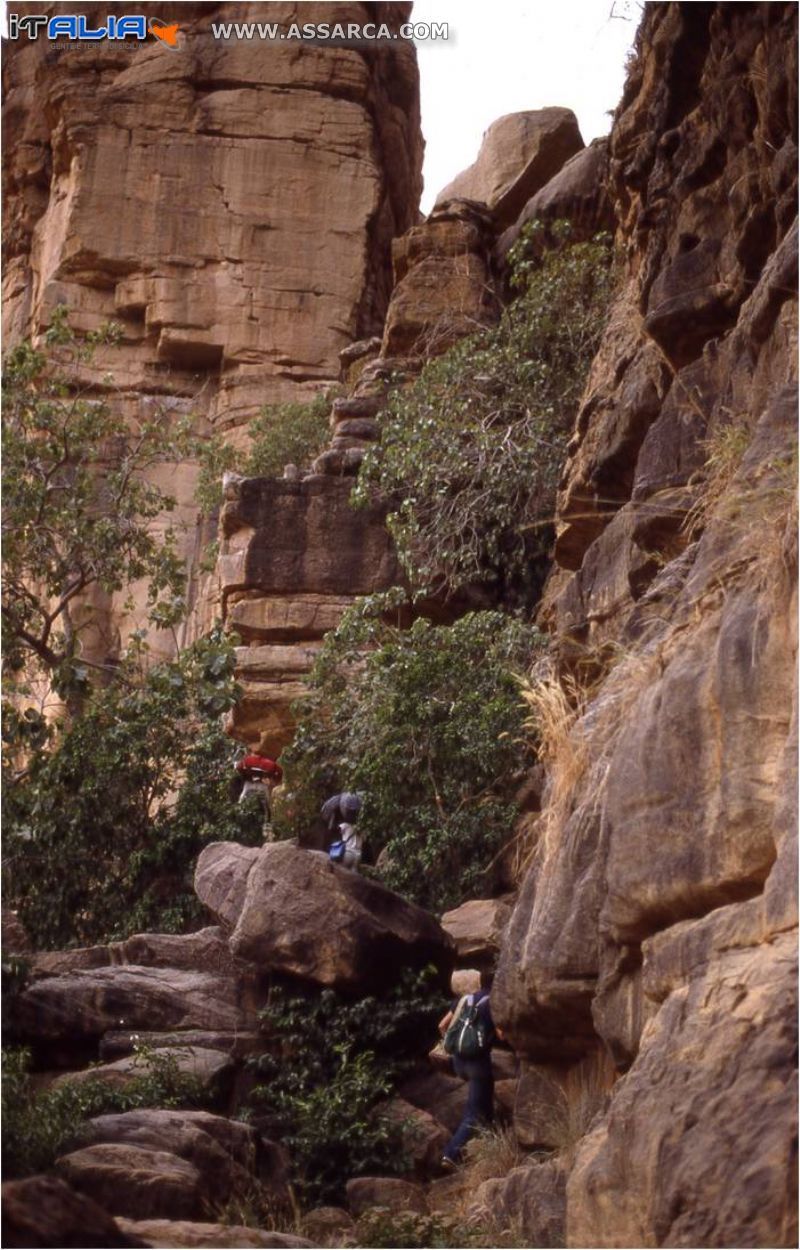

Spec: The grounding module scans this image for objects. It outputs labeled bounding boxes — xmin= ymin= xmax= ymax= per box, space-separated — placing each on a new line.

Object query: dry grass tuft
xmin=462 ymin=1124 xmax=527 ymax=1187
xmin=683 ymin=415 xmax=752 ymax=537
xmin=517 ymin=667 xmax=590 ymax=864
xmin=516 ymin=645 xmax=662 ymax=870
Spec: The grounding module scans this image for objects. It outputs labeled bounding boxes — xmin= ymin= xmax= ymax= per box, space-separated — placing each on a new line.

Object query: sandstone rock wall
xmin=2 ymin=1 xmax=422 ymax=659
xmin=493 ymin=5 xmax=798 ymax=1246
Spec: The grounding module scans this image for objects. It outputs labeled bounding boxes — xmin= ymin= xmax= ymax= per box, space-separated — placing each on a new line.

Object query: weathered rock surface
xmin=382 ymin=1099 xmax=450 ymax=1176
xmin=440 ymin=896 xmax=513 ymax=965
xmin=2 ymin=2 xmax=422 ymax=666
xmin=568 ymin=929 xmax=797 ymax=1248
xmin=14 ymin=964 xmax=253 ymax=1042
xmin=1 ymin=1175 xmax=144 ymax=1248
xmin=217 ymin=475 xmax=398 ymax=753
xmin=434 ymin=109 xmax=584 ymax=230
xmin=345 ymin=1175 xmax=428 ymax=1217
xmin=55 ymin=1143 xmax=208 ymax=1221
xmin=195 ymin=841 xmax=454 ymax=990
xmin=116 ymin=1221 xmax=314 ymax=1249
xmin=381 ymin=200 xmax=497 ymax=356
xmin=495 ymin=137 xmax=614 ymax=264
xmin=397 ymin=1070 xmax=466 ymax=1133
xmin=301 ymin=1207 xmax=355 ymax=1245
xmin=470 ymin=1158 xmax=567 ymax=1249
xmin=99 ymin=1029 xmax=261 ymax=1062
xmin=493 ymin=5 xmax=798 ymax=1247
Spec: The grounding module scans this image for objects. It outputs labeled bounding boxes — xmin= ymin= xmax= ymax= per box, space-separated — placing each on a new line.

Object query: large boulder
xmin=195 ymin=841 xmax=454 ymax=991
xmin=29 ymin=928 xmax=236 ymax=981
xmin=440 ymin=897 xmax=513 ymax=965
xmin=495 ymin=137 xmax=614 ymax=264
xmin=13 ymin=966 xmax=251 ymax=1043
xmin=77 ymin=1110 xmax=290 ymax=1201
xmin=434 ymin=109 xmax=584 ymax=230
xmin=1 ymin=1175 xmax=143 ymax=1248
xmin=55 ymin=1144 xmax=207 ymax=1221
xmin=382 ymin=1099 xmax=450 ymax=1176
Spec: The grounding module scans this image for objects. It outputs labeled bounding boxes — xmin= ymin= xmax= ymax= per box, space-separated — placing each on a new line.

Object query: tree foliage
xmin=2 ymin=308 xmax=187 ymax=703
xmin=279 ymin=597 xmax=544 ymax=912
xmin=2 ymin=628 xmax=264 ymax=949
xmin=353 ymin=224 xmax=616 ymax=603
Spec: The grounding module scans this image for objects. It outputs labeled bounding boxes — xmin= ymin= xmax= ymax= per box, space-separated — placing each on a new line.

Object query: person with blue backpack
xmin=438 ymin=973 xmax=499 ymax=1168
xmin=322 ymin=791 xmax=364 ymax=870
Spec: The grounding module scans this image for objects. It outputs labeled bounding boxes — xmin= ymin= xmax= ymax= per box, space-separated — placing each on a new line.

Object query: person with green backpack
xmin=438 ymin=975 xmax=498 ymax=1168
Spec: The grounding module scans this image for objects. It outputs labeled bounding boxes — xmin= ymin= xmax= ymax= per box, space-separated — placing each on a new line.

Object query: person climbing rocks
xmin=438 ymin=973 xmax=498 ymax=1168
xmin=322 ymin=791 xmax=364 ymax=870
xmin=235 ymin=752 xmax=283 ymax=838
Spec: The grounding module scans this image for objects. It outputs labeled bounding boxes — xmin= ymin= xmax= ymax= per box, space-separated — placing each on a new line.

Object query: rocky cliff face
xmin=2 ymin=0 xmax=422 ymax=658
xmin=490 ymin=5 xmax=797 ymax=1246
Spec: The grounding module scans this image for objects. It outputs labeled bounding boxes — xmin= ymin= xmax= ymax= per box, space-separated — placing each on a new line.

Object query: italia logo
xmin=6 ymin=13 xmax=183 ymax=48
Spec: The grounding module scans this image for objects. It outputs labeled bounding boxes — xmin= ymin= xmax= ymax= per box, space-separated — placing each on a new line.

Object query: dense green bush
xmin=2 ymin=628 xmax=264 ymax=949
xmin=246 ymin=968 xmax=442 ymax=1204
xmin=2 ymin=1044 xmax=204 ymax=1179
xmin=195 ymin=393 xmax=332 ymax=515
xmin=279 ymin=599 xmax=543 ymax=912
xmin=353 ymin=224 xmax=615 ymax=604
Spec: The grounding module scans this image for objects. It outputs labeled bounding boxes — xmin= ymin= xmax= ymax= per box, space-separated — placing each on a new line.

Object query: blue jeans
xmin=444 ymin=1055 xmax=494 ymax=1162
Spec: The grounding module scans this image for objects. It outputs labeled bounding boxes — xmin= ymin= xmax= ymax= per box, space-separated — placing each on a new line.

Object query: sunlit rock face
xmin=2 ymin=1 xmax=422 ymax=658
xmin=493 ymin=3 xmax=798 ymax=1246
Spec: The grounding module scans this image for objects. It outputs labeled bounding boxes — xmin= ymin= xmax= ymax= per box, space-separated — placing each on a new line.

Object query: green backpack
xmin=443 ymin=993 xmax=490 ymax=1059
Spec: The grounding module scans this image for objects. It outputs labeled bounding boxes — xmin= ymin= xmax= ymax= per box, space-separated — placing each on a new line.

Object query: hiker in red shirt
xmin=235 ymin=753 xmax=283 ymax=838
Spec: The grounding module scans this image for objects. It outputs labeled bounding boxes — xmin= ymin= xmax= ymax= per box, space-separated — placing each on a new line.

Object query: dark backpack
xmin=443 ymin=994 xmax=491 ymax=1059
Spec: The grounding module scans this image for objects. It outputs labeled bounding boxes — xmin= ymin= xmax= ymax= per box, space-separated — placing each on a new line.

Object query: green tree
xmin=280 ymin=599 xmax=543 ymax=912
xmin=2 ymin=627 xmax=264 ymax=949
xmin=353 ymin=225 xmax=616 ymax=604
xmin=2 ymin=308 xmax=186 ymax=707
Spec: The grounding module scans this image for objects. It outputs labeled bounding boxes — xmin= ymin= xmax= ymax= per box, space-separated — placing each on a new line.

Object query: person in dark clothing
xmin=320 ymin=791 xmax=362 ymax=834
xmin=438 ymin=985 xmax=497 ymax=1166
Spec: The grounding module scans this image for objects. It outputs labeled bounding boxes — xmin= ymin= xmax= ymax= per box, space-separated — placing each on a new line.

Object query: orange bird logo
xmin=149 ymin=18 xmax=182 ymax=49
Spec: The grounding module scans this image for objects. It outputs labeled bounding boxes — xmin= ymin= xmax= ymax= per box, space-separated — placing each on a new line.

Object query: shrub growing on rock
xmin=279 ymin=599 xmax=544 ymax=912
xmin=246 ymin=969 xmax=442 ymax=1205
xmin=353 ymin=224 xmax=616 ymax=605
xmin=195 ymin=392 xmax=333 ymax=515
xmin=1 ymin=1044 xmax=203 ymax=1179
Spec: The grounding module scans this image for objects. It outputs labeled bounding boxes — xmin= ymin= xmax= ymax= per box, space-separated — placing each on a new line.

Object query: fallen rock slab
xmin=195 ymin=841 xmax=454 ymax=991
xmin=116 ymin=1219 xmax=315 ymax=1248
xmin=75 ymin=1110 xmax=260 ymax=1197
xmin=55 ymin=1143 xmax=204 ymax=1221
xmin=14 ymin=966 xmax=251 ymax=1041
xmin=440 ymin=897 xmax=513 ymax=964
xmin=1 ymin=1175 xmax=144 ymax=1248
